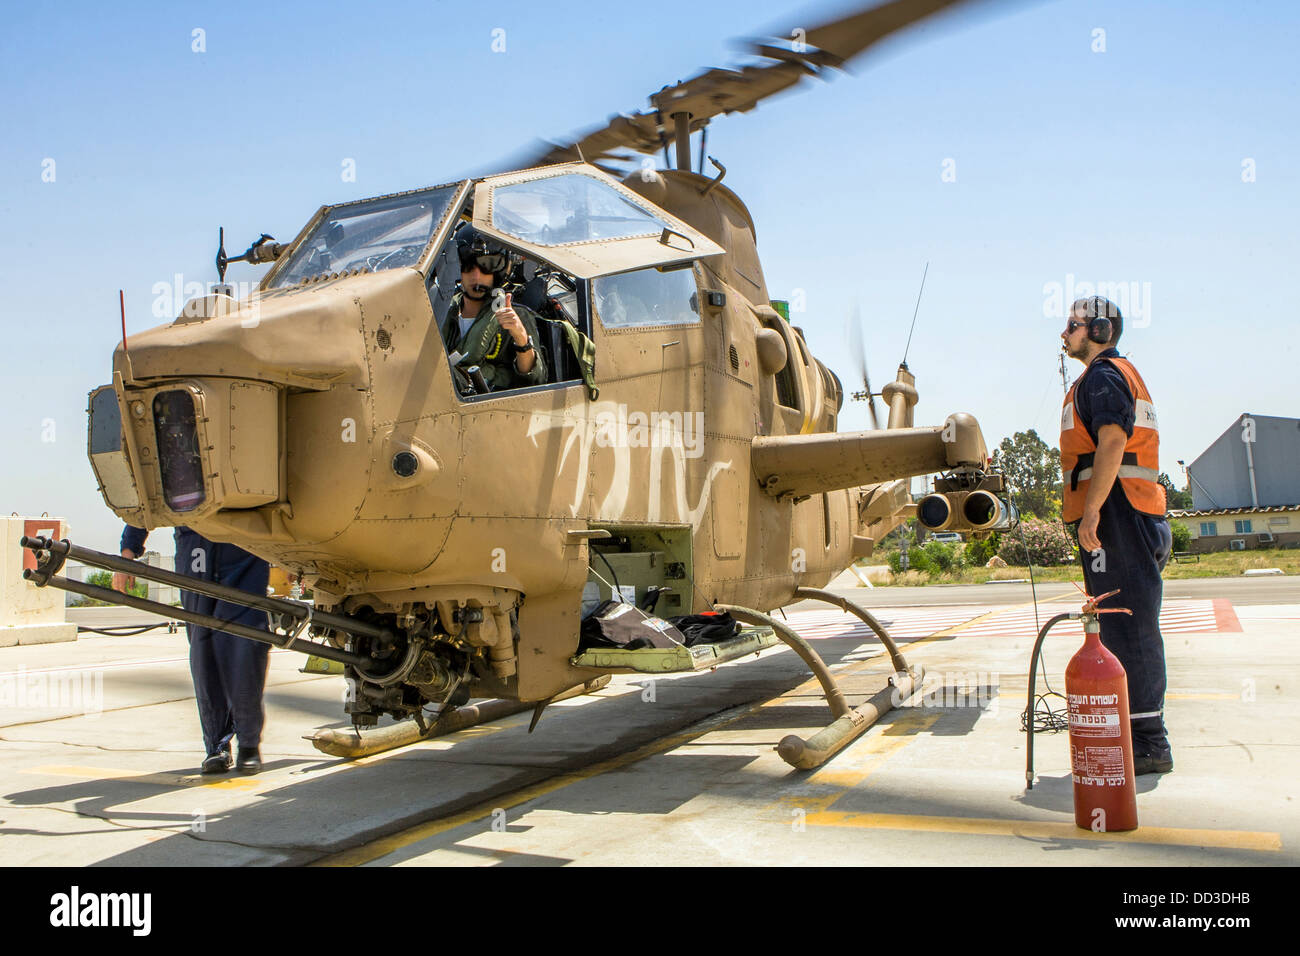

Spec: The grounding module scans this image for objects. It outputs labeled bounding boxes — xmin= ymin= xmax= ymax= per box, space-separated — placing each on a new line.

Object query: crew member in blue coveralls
xmin=1059 ymin=296 xmax=1174 ymax=775
xmin=115 ymin=525 xmax=271 ymax=774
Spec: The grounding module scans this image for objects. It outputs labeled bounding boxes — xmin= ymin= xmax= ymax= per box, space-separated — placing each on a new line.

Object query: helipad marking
xmin=797 ymin=810 xmax=1282 ymax=852
xmin=780 ymin=597 xmax=1230 ymax=647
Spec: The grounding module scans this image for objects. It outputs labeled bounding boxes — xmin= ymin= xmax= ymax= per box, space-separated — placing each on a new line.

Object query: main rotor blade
xmin=525 ymin=0 xmax=993 ymax=168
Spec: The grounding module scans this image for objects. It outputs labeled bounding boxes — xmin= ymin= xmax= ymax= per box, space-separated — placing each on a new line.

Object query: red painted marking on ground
xmin=1211 ymin=598 xmax=1243 ymax=633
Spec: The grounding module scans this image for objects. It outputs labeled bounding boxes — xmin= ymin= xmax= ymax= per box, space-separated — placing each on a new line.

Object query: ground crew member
xmin=115 ymin=525 xmax=271 ymax=775
xmin=1059 ymin=296 xmax=1173 ymax=775
xmin=441 ymin=227 xmax=547 ymax=390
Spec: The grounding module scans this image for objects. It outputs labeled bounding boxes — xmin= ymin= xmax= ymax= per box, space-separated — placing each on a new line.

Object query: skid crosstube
xmin=717 ymin=593 xmax=922 ymax=770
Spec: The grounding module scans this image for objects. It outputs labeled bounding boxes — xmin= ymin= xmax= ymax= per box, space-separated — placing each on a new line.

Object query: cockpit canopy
xmin=266 ymin=185 xmax=460 ymax=289
xmin=262 ymin=165 xmax=722 ymax=291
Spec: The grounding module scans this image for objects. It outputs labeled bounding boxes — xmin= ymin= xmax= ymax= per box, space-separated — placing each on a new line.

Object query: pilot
xmin=441 ymin=227 xmax=547 ymax=390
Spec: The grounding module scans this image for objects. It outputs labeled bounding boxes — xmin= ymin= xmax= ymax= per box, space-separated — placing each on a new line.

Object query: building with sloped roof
xmin=1169 ymin=414 xmax=1299 ymax=552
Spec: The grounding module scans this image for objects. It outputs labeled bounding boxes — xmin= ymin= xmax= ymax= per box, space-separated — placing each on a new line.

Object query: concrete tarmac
xmin=0 ymin=582 xmax=1294 ymax=866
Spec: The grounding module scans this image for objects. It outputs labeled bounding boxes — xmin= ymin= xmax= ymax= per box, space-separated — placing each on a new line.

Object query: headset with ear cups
xmin=1084 ymin=296 xmax=1120 ymax=345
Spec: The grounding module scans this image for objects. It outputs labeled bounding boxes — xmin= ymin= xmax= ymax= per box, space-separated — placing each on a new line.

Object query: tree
xmin=1158 ymin=472 xmax=1194 ymax=511
xmin=990 ymin=430 xmax=1063 ymax=520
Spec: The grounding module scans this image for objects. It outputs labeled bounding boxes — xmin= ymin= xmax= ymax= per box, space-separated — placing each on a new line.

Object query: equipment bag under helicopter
xmin=667 ymin=611 xmax=742 ymax=647
xmin=579 ymin=600 xmax=684 ymax=650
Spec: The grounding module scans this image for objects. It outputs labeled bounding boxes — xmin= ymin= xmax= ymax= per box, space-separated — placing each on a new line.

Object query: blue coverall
xmin=1070 ymin=349 xmax=1174 ymax=759
xmin=121 ymin=525 xmax=271 ymax=758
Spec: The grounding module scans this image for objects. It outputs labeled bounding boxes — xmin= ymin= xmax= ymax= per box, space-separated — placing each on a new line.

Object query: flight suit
xmin=441 ymin=289 xmax=547 ymax=390
xmin=121 ymin=525 xmax=271 ymax=759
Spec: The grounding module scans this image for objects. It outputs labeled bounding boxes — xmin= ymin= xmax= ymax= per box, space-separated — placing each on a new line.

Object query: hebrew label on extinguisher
xmin=1068 ymin=710 xmax=1120 ymax=737
xmin=1071 ymin=744 xmax=1127 ymax=785
xmin=1069 ymin=693 xmax=1127 ymax=786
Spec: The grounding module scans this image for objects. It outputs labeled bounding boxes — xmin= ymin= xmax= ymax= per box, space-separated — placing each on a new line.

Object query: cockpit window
xmin=592 ymin=265 xmax=700 ymax=329
xmin=269 ymin=186 xmax=458 ymax=287
xmin=491 ymin=173 xmax=665 ymax=246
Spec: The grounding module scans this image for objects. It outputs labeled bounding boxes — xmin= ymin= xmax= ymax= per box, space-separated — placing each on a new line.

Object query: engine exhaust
xmin=961 ymin=490 xmax=1018 ymax=531
xmin=916 ymin=493 xmax=953 ymax=531
xmin=916 ymin=490 xmax=1018 ymax=533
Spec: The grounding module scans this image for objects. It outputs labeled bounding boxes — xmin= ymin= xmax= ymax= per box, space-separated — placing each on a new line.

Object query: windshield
xmin=269 ymin=185 xmax=458 ymax=287
xmin=491 ymin=173 xmax=666 ymax=246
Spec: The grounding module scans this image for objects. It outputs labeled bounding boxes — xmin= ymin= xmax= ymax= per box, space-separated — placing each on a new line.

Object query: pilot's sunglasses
xmin=461 ymin=253 xmax=506 ymax=274
xmin=1064 ymin=320 xmax=1088 ymax=334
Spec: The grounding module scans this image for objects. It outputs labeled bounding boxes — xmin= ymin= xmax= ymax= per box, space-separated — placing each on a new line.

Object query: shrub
xmin=964 ymin=533 xmax=1001 ymax=567
xmin=889 ymin=546 xmax=933 ymax=575
xmin=1170 ymin=522 xmax=1192 ymax=553
xmin=997 ymin=519 xmax=1076 ymax=566
xmin=922 ymin=540 xmax=962 ymax=573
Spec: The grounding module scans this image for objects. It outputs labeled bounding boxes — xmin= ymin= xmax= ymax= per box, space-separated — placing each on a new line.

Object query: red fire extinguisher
xmin=1065 ymin=601 xmax=1138 ymax=832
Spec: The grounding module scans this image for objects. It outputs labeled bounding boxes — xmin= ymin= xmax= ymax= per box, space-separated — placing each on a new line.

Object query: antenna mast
xmin=901 ymin=261 xmax=929 ymax=368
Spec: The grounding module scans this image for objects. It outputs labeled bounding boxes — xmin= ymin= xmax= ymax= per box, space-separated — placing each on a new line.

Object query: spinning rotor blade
xmin=525 ymin=0 xmax=993 ymax=169
xmin=847 ymin=304 xmax=882 ymax=430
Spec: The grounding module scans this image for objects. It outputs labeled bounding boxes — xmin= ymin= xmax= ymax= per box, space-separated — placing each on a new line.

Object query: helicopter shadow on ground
xmin=23 ymin=633 xmax=900 ymax=864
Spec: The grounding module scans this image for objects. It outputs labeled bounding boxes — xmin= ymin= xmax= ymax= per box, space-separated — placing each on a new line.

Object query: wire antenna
xmin=901 ymin=261 xmax=929 ymax=366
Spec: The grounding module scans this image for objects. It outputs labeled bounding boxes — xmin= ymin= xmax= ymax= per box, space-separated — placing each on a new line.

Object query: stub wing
xmin=750 ymin=413 xmax=987 ymax=500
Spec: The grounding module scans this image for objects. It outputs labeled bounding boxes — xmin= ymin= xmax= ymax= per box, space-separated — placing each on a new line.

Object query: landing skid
xmin=717 ymin=589 xmax=922 ymax=770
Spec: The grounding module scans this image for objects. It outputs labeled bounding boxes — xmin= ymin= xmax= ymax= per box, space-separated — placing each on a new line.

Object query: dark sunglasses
xmin=1064 ymin=320 xmax=1089 ymax=334
xmin=460 ymin=253 xmax=507 ymax=275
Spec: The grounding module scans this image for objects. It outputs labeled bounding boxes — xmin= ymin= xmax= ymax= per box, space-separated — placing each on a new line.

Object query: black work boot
xmin=236 ymin=747 xmax=262 ymax=774
xmin=1133 ymin=748 xmax=1173 ymax=775
xmin=201 ymin=750 xmax=232 ymax=775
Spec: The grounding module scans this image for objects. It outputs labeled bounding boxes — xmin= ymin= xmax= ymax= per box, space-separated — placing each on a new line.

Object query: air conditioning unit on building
xmin=1258 ymin=532 xmax=1276 ymax=543
xmin=1229 ymin=539 xmax=1247 ymax=551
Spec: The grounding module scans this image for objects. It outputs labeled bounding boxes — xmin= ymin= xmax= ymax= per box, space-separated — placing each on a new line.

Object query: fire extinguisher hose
xmin=1024 ymin=611 xmax=1076 ymax=790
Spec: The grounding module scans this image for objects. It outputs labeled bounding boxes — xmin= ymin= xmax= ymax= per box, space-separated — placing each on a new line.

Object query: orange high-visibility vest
xmin=1060 ymin=356 xmax=1165 ymax=522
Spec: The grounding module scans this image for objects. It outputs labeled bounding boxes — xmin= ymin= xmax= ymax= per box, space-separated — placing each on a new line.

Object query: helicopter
xmin=22 ymin=0 xmax=1020 ymax=770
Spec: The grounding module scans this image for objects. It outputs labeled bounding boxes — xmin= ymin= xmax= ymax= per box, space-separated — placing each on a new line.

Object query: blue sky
xmin=1 ymin=0 xmax=1296 ymax=552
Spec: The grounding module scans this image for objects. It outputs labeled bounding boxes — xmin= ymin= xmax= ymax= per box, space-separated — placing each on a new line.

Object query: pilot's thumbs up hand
xmin=497 ymin=293 xmax=526 ymax=344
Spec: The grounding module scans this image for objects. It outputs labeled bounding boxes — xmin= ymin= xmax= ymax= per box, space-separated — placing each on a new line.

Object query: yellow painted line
xmin=799 ymin=810 xmax=1282 ymax=852
xmin=315 ymin=655 xmax=900 ymax=867
xmin=24 ymin=764 xmax=264 ymax=791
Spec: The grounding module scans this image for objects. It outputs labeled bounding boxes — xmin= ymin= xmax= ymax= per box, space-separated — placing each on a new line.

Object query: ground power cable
xmin=1002 ymin=474 xmax=1068 ymax=734
xmin=76 ymin=622 xmax=177 ymax=636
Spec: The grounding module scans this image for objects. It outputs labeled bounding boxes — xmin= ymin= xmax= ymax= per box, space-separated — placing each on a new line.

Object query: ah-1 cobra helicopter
xmin=22 ymin=0 xmax=1018 ymax=769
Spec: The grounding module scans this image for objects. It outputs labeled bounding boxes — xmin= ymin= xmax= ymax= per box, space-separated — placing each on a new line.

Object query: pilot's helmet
xmin=454 ymin=225 xmax=513 ymax=287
